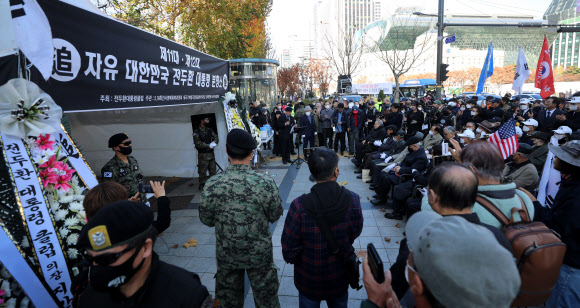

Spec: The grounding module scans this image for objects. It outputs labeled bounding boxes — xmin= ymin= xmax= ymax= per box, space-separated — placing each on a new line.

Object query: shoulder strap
xmin=512 ymin=190 xmax=532 ymax=223
xmin=476 ymin=195 xmax=510 ymax=226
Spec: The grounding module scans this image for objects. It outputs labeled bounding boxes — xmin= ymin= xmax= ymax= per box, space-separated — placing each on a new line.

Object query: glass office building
xmin=230 ymin=58 xmax=279 ymax=108
xmin=545 ymin=0 xmax=580 ymax=68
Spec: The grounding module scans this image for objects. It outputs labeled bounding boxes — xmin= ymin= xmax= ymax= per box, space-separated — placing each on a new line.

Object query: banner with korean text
xmin=28 ymin=0 xmax=229 ymax=112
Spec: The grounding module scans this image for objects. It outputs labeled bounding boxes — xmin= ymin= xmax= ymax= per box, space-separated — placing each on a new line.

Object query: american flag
xmin=488 ymin=118 xmax=519 ymax=159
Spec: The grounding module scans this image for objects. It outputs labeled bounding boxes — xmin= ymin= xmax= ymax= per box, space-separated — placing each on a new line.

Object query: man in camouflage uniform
xmin=101 ymin=133 xmax=147 ymax=203
xmin=200 ymin=129 xmax=283 ymax=308
xmin=193 ymin=116 xmax=218 ymax=190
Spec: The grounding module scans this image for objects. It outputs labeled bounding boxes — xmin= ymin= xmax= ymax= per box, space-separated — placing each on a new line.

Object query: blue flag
xmin=476 ymin=42 xmax=494 ymax=94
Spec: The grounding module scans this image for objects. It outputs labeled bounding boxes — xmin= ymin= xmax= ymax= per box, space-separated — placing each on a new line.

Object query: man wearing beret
xmin=278 ymin=106 xmax=296 ymax=164
xmin=101 ymin=133 xmax=146 ymax=203
xmin=193 ymin=116 xmax=219 ymax=190
xmin=200 ymin=129 xmax=284 ymax=307
xmin=76 ymin=201 xmax=213 ymax=307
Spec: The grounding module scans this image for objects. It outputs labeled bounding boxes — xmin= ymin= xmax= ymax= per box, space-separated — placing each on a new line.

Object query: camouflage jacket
xmin=199 ymin=164 xmax=283 ymax=269
xmin=193 ymin=126 xmax=218 ymax=153
xmin=101 ymin=155 xmax=146 ymax=203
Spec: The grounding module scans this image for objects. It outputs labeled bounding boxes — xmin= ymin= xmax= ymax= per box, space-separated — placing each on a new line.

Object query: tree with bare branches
xmin=321 ymin=25 xmax=365 ymax=84
xmin=367 ymin=16 xmax=436 ymax=102
xmin=308 ymin=59 xmax=332 ymax=98
xmin=277 ymin=64 xmax=301 ymax=98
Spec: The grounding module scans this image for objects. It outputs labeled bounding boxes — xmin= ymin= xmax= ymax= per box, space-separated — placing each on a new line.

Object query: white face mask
xmin=306 ymin=112 xmax=311 ymax=116
xmin=418 ymin=107 xmax=422 ymax=111
xmin=325 ymin=105 xmax=330 ymax=109
xmin=349 ymin=103 xmax=354 ymax=108
xmin=460 ymin=138 xmax=465 ymax=144
xmin=466 ymin=104 xmax=472 ymax=109
xmin=471 ymin=111 xmax=477 ymax=116
xmin=523 ymin=126 xmax=530 ymax=132
xmin=429 ymin=131 xmax=434 ymax=135
xmin=520 ymin=104 xmax=528 ymax=110
xmin=555 ymin=134 xmax=565 ymax=140
xmin=460 ymin=107 xmax=465 ymax=111
xmin=571 ymin=104 xmax=578 ymax=111
xmin=476 ymin=128 xmax=482 ymax=133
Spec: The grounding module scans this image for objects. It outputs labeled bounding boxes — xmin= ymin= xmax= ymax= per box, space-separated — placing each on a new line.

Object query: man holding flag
xmin=513 ymin=47 xmax=531 ymax=94
xmin=536 ymin=35 xmax=556 ymax=98
xmin=487 ymin=118 xmax=519 ymax=160
xmin=476 ymin=42 xmax=494 ymax=94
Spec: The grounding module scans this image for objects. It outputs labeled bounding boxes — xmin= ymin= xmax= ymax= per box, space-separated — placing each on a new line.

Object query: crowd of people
xmin=69 ymin=90 xmax=580 ymax=308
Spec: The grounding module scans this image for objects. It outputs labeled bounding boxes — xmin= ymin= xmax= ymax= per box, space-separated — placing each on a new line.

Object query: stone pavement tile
xmin=375 ymin=248 xmax=391 ymax=265
xmin=379 ymin=226 xmax=404 ymax=237
xmin=383 ymin=236 xmax=405 ymax=249
xmin=272 ymin=235 xmax=281 ymax=247
xmin=349 ymin=284 xmax=370 ymax=300
xmin=385 ymin=248 xmax=400 ymax=264
xmin=184 ymin=256 xmax=217 ymax=274
xmin=194 ymin=245 xmax=217 ymax=258
xmin=362 ymin=210 xmax=375 ymax=218
xmin=363 ymin=216 xmax=377 ymax=226
xmin=183 ymin=223 xmax=215 ymax=234
xmin=273 ymin=246 xmax=285 ymax=261
xmin=160 ymin=245 xmax=199 ymax=257
xmin=279 ymin=295 xmax=299 ymax=307
xmin=274 ymin=259 xmax=286 ymax=280
xmin=352 ymin=238 xmax=362 ymax=250
xmin=158 ymin=255 xmax=191 ymax=268
xmin=282 ymin=263 xmax=294 ymax=277
xmin=200 ymin=272 xmax=216 ymax=292
xmin=278 ymin=277 xmax=299 ymax=296
xmin=360 ymin=226 xmax=381 ymax=237
xmin=359 ymin=236 xmax=386 ymax=250
xmin=173 ymin=209 xmax=199 ymax=217
xmin=273 ymin=223 xmax=284 ymax=236
xmin=170 ymin=216 xmax=196 ymax=226
xmin=348 ymin=299 xmax=364 ymax=307
xmin=243 ymin=294 xmax=256 ymax=308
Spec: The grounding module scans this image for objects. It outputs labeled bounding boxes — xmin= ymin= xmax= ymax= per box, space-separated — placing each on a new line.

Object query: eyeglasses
xmin=120 ymin=141 xmax=132 ymax=146
xmin=83 ymin=241 xmax=143 ymax=266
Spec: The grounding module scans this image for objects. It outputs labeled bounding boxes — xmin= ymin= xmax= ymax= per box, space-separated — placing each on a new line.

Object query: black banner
xmin=29 ymin=0 xmax=229 ymax=112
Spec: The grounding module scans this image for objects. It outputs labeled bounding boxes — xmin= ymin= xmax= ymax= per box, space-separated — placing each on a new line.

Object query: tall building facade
xmin=545 ymin=0 xmax=580 ymax=68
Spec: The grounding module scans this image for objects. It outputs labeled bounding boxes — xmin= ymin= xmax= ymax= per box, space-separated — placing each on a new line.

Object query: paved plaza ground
xmin=152 ymin=155 xmax=405 ymax=307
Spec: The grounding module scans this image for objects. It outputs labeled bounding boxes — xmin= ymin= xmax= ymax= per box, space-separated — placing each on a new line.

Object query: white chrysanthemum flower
xmin=1 ymin=279 xmax=12 ymax=296
xmin=74 ymin=194 xmax=85 ymax=201
xmin=1 ymin=266 xmax=11 ymax=279
xmin=70 ymin=201 xmax=84 ymax=212
xmin=19 ymin=297 xmax=30 ymax=308
xmin=42 ymin=149 xmax=56 ymax=158
xmin=64 ymin=217 xmax=79 ymax=227
xmin=6 ymin=298 xmax=16 ymax=308
xmin=59 ymin=194 xmax=74 ymax=204
xmin=48 ymin=194 xmax=60 ymax=213
xmin=59 ymin=228 xmax=70 ymax=238
xmin=67 ymin=233 xmax=79 ymax=246
xmin=67 ymin=248 xmax=79 ymax=259
xmin=54 ymin=209 xmax=68 ymax=221
xmin=77 ymin=210 xmax=87 ymax=221
xmin=21 ymin=236 xmax=30 ymax=249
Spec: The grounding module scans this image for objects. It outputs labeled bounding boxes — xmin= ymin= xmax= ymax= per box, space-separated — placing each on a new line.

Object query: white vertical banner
xmin=1 ymin=133 xmax=73 ymax=307
xmin=54 ymin=126 xmax=99 ymax=189
xmin=9 ymin=0 xmax=54 ymax=80
xmin=537 ymin=138 xmax=561 ymax=207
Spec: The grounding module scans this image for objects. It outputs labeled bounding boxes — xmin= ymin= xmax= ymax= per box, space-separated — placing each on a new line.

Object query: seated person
xmin=422 ymin=141 xmax=535 ymax=229
xmin=528 ymin=131 xmax=550 ymax=173
xmin=422 ymin=125 xmax=443 ymax=151
xmin=353 ymin=120 xmax=386 ymax=166
xmin=362 ymin=211 xmax=520 ymax=308
xmin=457 ymin=129 xmax=475 ymax=146
xmin=503 ymin=144 xmax=539 ymax=191
xmin=355 ymin=125 xmax=399 ymax=174
xmin=370 ymin=137 xmax=428 ymax=210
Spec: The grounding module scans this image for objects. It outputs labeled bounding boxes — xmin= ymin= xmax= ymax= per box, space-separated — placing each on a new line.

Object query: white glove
xmin=412 ymin=169 xmax=417 ymax=174
xmin=373 ymin=140 xmax=382 ymax=147
xmin=209 ymin=142 xmax=217 ymax=149
xmin=380 ymin=153 xmax=386 ymax=159
xmin=385 ymin=163 xmax=396 ymax=172
xmin=301 ymin=135 xmax=305 ymax=138
xmin=419 ymin=187 xmax=428 ymax=196
xmin=314 ymin=132 xmax=317 ymax=135
xmin=384 ymin=156 xmax=392 ymax=164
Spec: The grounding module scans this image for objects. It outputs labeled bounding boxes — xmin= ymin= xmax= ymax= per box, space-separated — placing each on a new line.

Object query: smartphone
xmin=138 ymin=183 xmax=154 ymax=193
xmin=367 ymin=243 xmax=385 ymax=283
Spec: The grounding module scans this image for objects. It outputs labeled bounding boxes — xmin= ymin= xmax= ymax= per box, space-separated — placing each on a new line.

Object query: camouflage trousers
xmin=215 ymin=264 xmax=280 ymax=308
xmin=198 ymin=152 xmax=217 ymax=184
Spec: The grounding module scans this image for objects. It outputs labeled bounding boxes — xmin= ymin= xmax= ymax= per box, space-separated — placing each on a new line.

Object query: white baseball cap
xmin=519 ymin=98 xmax=530 ymax=105
xmin=553 ymin=126 xmax=573 ymax=135
xmin=457 ymin=129 xmax=475 ymax=139
xmin=523 ymin=119 xmax=538 ymax=127
xmin=570 ymin=96 xmax=580 ymax=104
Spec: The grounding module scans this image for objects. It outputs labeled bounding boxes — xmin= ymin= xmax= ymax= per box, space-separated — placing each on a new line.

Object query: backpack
xmin=476 ymin=189 xmax=567 ymax=307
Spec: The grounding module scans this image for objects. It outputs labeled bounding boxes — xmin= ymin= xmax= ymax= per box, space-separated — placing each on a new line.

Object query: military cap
xmin=108 ymin=133 xmax=129 ymax=148
xmin=285 ymin=106 xmax=293 ymax=112
xmin=227 ymin=128 xmax=256 ymax=151
xmin=405 ymin=136 xmax=421 ymax=146
xmin=78 ymin=201 xmax=153 ymax=251
xmin=516 ymin=143 xmax=534 ymax=155
xmin=530 ymin=131 xmax=550 ymax=142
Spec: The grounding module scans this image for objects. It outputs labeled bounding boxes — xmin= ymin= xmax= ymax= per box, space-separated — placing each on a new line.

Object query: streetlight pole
xmin=436 ymin=0 xmax=444 ymax=100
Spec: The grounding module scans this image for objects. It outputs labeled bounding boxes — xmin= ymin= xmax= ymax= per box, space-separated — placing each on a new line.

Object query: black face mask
xmin=89 ymin=246 xmax=145 ymax=292
xmin=118 ymin=146 xmax=132 ymax=156
xmin=408 ymin=146 xmax=415 ymax=152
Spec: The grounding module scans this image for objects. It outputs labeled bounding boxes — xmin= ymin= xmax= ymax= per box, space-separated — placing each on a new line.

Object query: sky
xmin=267 ymin=0 xmax=552 ymax=56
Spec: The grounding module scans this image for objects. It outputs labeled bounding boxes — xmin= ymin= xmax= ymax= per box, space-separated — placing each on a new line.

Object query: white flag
xmin=537 ymin=137 xmax=561 ymax=207
xmin=512 ymin=47 xmax=531 ymax=94
xmin=10 ymin=0 xmax=53 ymax=80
